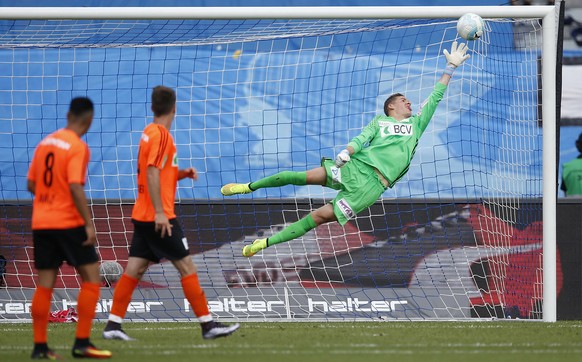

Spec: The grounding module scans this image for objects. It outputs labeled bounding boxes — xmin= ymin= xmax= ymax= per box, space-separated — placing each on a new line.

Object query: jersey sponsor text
xmin=378 ymin=120 xmax=414 ymax=137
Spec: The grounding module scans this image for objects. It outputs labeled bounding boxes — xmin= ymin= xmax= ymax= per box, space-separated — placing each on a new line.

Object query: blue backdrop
xmin=0 ymin=34 xmax=543 ymax=201
xmin=0 ymin=0 xmax=578 ymax=201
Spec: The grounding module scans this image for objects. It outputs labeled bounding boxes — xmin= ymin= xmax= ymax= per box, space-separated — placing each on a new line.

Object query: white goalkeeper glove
xmin=334 ymin=149 xmax=351 ymax=168
xmin=443 ymin=41 xmax=470 ymax=75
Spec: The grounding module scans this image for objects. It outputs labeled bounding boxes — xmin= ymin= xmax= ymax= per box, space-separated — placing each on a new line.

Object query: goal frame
xmin=0 ymin=5 xmax=559 ymax=322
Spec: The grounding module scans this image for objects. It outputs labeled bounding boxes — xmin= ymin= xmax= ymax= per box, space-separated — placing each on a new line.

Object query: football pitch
xmin=1 ymin=321 xmax=581 ymax=362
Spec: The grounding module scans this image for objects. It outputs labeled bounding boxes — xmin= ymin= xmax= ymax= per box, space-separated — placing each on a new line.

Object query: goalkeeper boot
xmin=220 ymin=183 xmax=252 ymax=196
xmin=31 ymin=348 xmax=62 ymax=360
xmin=72 ymin=343 xmax=112 ymax=359
xmin=242 ymin=238 xmax=268 ymax=257
xmin=202 ymin=321 xmax=240 ymax=340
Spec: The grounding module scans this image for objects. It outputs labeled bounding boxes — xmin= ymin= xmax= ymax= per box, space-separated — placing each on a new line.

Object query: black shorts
xmin=33 ymin=227 xmax=99 ymax=269
xmin=129 ymin=218 xmax=189 ymax=263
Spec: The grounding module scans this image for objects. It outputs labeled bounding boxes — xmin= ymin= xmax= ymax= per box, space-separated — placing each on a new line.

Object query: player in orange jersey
xmin=27 ymin=97 xmax=112 ymax=359
xmin=103 ymin=86 xmax=239 ymax=341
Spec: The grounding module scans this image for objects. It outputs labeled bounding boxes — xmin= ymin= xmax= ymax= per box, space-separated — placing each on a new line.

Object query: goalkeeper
xmin=221 ymin=42 xmax=470 ymax=258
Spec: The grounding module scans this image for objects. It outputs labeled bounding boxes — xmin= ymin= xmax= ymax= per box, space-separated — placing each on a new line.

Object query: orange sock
xmin=31 ymin=286 xmax=53 ymax=343
xmin=75 ymin=282 xmax=100 ymax=339
xmin=181 ymin=273 xmax=212 ymax=322
xmin=108 ymin=274 xmax=139 ymax=323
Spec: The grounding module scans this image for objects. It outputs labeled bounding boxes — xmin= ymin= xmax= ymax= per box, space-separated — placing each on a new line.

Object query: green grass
xmin=1 ymin=321 xmax=582 ymax=362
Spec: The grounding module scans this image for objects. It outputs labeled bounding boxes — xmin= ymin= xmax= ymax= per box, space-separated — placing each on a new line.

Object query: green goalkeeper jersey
xmin=348 ymin=82 xmax=447 ymax=186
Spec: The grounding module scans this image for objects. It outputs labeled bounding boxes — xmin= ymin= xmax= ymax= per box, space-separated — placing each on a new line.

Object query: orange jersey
xmin=27 ymin=128 xmax=90 ymax=230
xmin=132 ymin=123 xmax=178 ymax=222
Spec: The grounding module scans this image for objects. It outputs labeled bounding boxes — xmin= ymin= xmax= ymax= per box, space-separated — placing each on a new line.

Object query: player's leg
xmin=108 ymin=256 xmax=149 ymax=318
xmin=242 ymin=203 xmax=337 ymax=257
xmin=60 ymin=226 xmax=111 ymax=359
xmin=31 ymin=268 xmax=60 ymax=360
xmin=243 ymin=159 xmax=386 ymax=257
xmin=221 ymin=167 xmax=327 ymax=196
xmin=172 ymin=256 xmax=240 ymax=339
xmin=31 ymin=230 xmax=62 ymax=360
xmin=73 ymin=262 xmax=112 ymax=359
xmin=104 ymin=220 xmax=156 ymax=340
xmin=160 ymin=219 xmax=239 ymax=339
xmin=102 ymin=256 xmax=149 ymax=341
xmin=241 ymin=159 xmax=340 ymax=256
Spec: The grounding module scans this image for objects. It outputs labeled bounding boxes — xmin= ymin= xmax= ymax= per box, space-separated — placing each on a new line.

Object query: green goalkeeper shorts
xmin=322 ymin=158 xmax=387 ymax=226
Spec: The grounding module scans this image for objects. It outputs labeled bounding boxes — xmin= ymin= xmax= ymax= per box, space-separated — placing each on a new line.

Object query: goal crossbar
xmin=0 ymin=6 xmax=555 ymax=20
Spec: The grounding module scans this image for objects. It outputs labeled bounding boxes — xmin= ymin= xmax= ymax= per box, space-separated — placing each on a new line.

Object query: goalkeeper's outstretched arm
xmin=441 ymin=41 xmax=470 ymax=85
xmin=415 ymin=42 xmax=469 ymax=131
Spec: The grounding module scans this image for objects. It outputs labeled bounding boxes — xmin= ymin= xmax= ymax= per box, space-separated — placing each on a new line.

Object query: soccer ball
xmin=99 ymin=261 xmax=123 ymax=286
xmin=456 ymin=13 xmax=484 ymax=41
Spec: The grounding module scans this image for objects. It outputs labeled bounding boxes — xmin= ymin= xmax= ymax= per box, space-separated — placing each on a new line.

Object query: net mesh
xmin=0 ymin=15 xmax=554 ymax=321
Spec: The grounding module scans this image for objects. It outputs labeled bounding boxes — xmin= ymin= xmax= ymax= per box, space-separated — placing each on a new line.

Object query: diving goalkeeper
xmin=221 ymin=42 xmax=470 ymax=258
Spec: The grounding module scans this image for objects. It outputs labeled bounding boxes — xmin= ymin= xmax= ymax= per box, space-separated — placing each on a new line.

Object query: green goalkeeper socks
xmin=249 ymin=171 xmax=307 ymax=191
xmin=267 ymin=214 xmax=317 ymax=246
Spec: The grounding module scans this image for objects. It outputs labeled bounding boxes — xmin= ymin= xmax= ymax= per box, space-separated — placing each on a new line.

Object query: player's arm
xmin=441 ymin=41 xmax=470 ymax=86
xmin=147 ymin=166 xmax=172 ymax=238
xmin=67 ymin=143 xmax=95 ymax=246
xmin=178 ymin=167 xmax=198 ymax=181
xmin=335 ymin=118 xmax=380 ymax=168
xmin=27 ymin=180 xmax=36 ymax=195
xmin=561 ymin=176 xmax=567 ymax=194
xmin=415 ymin=42 xmax=470 ymax=132
xmin=70 ymin=183 xmax=97 ymax=246
xmin=417 ymin=83 xmax=447 ymax=132
xmin=561 ymin=164 xmax=568 ymax=194
xmin=27 ymin=149 xmax=38 ymax=195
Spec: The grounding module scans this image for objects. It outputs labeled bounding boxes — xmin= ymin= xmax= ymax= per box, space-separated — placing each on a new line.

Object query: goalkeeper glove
xmin=443 ymin=41 xmax=470 ymax=75
xmin=334 ymin=149 xmax=351 ymax=168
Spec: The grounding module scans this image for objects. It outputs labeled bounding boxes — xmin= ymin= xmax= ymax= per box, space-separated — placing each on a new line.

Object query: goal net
xmin=0 ymin=6 xmax=559 ymax=321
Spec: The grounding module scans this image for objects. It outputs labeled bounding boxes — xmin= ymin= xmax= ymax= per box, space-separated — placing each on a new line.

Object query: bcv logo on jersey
xmin=379 ymin=120 xmax=414 ymax=137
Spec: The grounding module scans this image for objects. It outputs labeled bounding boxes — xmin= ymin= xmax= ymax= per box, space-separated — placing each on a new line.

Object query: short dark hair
xmin=69 ymin=97 xmax=94 ymax=117
xmin=383 ymin=93 xmax=404 ymax=116
xmin=151 ymin=86 xmax=176 ymax=117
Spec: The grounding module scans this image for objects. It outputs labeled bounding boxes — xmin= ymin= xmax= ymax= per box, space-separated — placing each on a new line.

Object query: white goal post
xmin=0 ymin=5 xmax=559 ymax=322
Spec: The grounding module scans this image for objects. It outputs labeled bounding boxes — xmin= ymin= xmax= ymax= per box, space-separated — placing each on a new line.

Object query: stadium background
xmin=1 ymin=0 xmax=582 ymax=320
